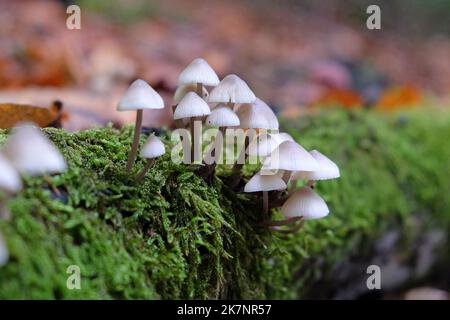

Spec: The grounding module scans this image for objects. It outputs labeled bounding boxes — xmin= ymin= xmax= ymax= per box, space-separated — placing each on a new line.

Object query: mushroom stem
xmin=207 ymin=127 xmax=226 ymax=176
xmin=172 ymin=105 xmax=184 ymax=129
xmin=306 ymin=180 xmax=315 ymax=188
xmin=126 ymin=109 xmax=143 ymax=173
xmin=271 ymin=217 xmax=305 ymax=234
xmin=189 ymin=117 xmax=195 ymax=162
xmin=262 ymin=191 xmax=269 ymax=217
xmin=231 ymin=135 xmax=250 ymax=175
xmin=282 ymin=170 xmax=292 ymax=184
xmin=226 ymin=101 xmax=234 ymax=110
xmin=196 ymin=82 xmax=203 ymax=97
xmin=133 ymin=158 xmax=154 ymax=184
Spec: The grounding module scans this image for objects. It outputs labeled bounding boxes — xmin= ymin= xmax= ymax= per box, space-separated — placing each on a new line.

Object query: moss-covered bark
xmin=0 ymin=109 xmax=449 ymax=299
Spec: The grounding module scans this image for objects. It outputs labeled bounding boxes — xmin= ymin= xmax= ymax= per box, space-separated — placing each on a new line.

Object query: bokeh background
xmin=0 ymin=0 xmax=449 ymax=129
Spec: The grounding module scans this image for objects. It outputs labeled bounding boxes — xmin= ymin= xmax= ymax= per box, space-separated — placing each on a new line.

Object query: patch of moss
xmin=0 ymin=108 xmax=449 ymax=299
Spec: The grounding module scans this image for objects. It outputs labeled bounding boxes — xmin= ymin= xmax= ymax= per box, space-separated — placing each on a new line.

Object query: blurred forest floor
xmin=0 ymin=0 xmax=449 ymax=130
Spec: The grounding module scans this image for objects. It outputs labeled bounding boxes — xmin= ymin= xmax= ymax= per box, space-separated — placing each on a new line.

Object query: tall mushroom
xmin=208 ymin=74 xmax=256 ymax=110
xmin=178 ymin=58 xmax=219 ymax=97
xmin=2 ymin=123 xmax=67 ymax=176
xmin=117 ymin=79 xmax=164 ymax=173
xmin=205 ymin=104 xmax=240 ymax=171
xmin=133 ymin=136 xmax=165 ymax=184
xmin=173 ymin=92 xmax=211 ymax=163
xmin=244 ymin=170 xmax=286 ymax=217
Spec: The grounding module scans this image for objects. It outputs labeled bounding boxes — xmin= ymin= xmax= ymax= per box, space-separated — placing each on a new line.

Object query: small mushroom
xmin=117 ymin=79 xmax=164 ymax=173
xmin=0 ymin=231 xmax=8 ymax=267
xmin=205 ymin=104 xmax=240 ymax=171
xmin=281 ymin=186 xmax=329 ymax=220
xmin=291 ymin=150 xmax=340 ymax=188
xmin=178 ymin=58 xmax=220 ymax=97
xmin=262 ymin=141 xmax=319 ymax=184
xmin=244 ymin=170 xmax=286 ymax=217
xmin=173 ymin=84 xmax=209 ymax=129
xmin=174 ymin=84 xmax=209 ymax=103
xmin=173 ymin=92 xmax=211 ymax=163
xmin=133 ymin=136 xmax=165 ymax=184
xmin=208 ymin=74 xmax=256 ymax=109
xmin=2 ymin=122 xmax=67 ymax=176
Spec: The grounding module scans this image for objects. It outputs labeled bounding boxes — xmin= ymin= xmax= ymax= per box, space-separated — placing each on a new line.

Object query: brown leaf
xmin=0 ymin=102 xmax=65 ymax=129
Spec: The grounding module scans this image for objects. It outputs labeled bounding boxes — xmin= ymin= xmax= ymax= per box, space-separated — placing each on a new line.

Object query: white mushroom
xmin=291 ymin=150 xmax=340 ymax=184
xmin=2 ymin=123 xmax=67 ymax=176
xmin=0 ymin=154 xmax=22 ymax=193
xmin=246 ymin=133 xmax=281 ymax=158
xmin=117 ymin=79 xmax=164 ymax=173
xmin=133 ymin=136 xmax=165 ymax=183
xmin=178 ymin=58 xmax=220 ymax=89
xmin=244 ymin=171 xmax=286 ymax=216
xmin=262 ymin=141 xmax=319 ymax=183
xmin=281 ymin=187 xmax=329 ymax=220
xmin=174 ymin=92 xmax=211 ymax=162
xmin=235 ymin=98 xmax=279 ymax=130
xmin=174 ymin=84 xmax=209 ymax=103
xmin=208 ymin=74 xmax=256 ymax=109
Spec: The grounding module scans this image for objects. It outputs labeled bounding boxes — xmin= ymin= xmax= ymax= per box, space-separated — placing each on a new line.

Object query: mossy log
xmin=0 ymin=109 xmax=449 ymax=299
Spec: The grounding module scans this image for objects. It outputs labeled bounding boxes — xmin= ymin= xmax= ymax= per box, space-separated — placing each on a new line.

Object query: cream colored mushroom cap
xmin=2 ymin=123 xmax=67 ymax=176
xmin=117 ymin=79 xmax=164 ymax=111
xmin=173 ymin=92 xmax=211 ymax=120
xmin=281 ymin=187 xmax=329 ymax=220
xmin=0 ymin=154 xmax=22 ymax=193
xmin=262 ymin=141 xmax=319 ymax=171
xmin=174 ymin=84 xmax=209 ymax=103
xmin=291 ymin=150 xmax=340 ymax=181
xmin=206 ymin=105 xmax=240 ymax=127
xmin=208 ymin=74 xmax=256 ymax=104
xmin=236 ymin=102 xmax=278 ymax=130
xmin=178 ymin=58 xmax=220 ymax=86
xmin=140 ymin=136 xmax=165 ymax=159
xmin=244 ymin=171 xmax=286 ymax=192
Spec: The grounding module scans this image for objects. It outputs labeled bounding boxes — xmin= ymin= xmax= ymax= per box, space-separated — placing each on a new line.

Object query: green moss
xmin=0 ymin=109 xmax=449 ymax=299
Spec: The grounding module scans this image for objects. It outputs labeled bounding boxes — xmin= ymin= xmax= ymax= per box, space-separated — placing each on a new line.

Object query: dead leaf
xmin=0 ymin=101 xmax=66 ymax=129
xmin=375 ymin=85 xmax=422 ymax=111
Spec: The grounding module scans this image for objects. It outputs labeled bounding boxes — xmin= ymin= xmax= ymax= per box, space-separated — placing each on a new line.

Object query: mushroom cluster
xmin=0 ymin=122 xmax=67 ymax=266
xmin=170 ymin=58 xmax=340 ymax=233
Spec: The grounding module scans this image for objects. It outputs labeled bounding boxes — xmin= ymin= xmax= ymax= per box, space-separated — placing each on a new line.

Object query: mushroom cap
xmin=0 ymin=154 xmax=22 ymax=193
xmin=178 ymin=58 xmax=220 ymax=86
xmin=140 ymin=136 xmax=165 ymax=159
xmin=277 ymin=132 xmax=294 ymax=143
xmin=208 ymin=74 xmax=256 ymax=104
xmin=0 ymin=231 xmax=8 ymax=267
xmin=117 ymin=79 xmax=164 ymax=111
xmin=173 ymin=92 xmax=211 ymax=120
xmin=3 ymin=123 xmax=67 ymax=176
xmin=291 ymin=150 xmax=340 ymax=181
xmin=236 ymin=100 xmax=279 ymax=130
xmin=174 ymin=83 xmax=208 ymax=103
xmin=281 ymin=187 xmax=329 ymax=220
xmin=262 ymin=141 xmax=319 ymax=171
xmin=246 ymin=133 xmax=281 ymax=157
xmin=206 ymin=104 xmax=240 ymax=127
xmin=244 ymin=171 xmax=286 ymax=192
